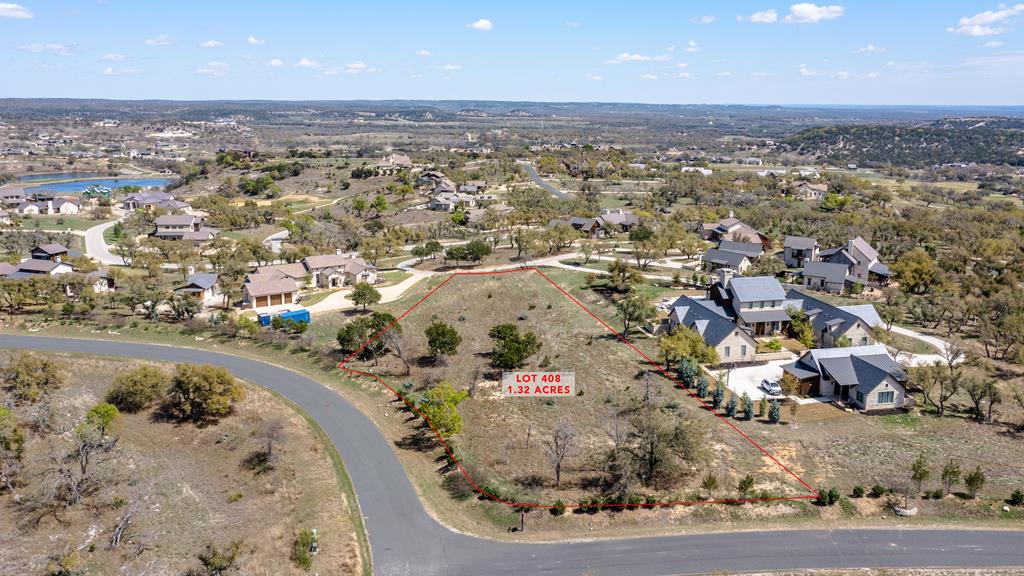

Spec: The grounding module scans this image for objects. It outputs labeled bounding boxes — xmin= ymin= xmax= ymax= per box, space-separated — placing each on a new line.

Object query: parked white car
xmin=759 ymin=378 xmax=783 ymax=396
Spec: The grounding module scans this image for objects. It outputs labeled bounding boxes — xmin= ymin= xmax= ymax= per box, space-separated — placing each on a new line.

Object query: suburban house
xmin=820 ymin=237 xmax=891 ymax=286
xmin=667 ymin=296 xmax=758 ymax=364
xmin=175 ymin=272 xmax=221 ymax=305
xmin=785 ymin=289 xmax=876 ymax=348
xmin=6 ymin=258 xmax=76 ymax=279
xmin=701 ymin=249 xmax=752 ymax=273
xmin=792 ymin=182 xmax=828 ymax=201
xmin=86 ymin=268 xmax=116 ymax=293
xmin=0 ymin=187 xmax=26 ymax=208
xmin=706 ymin=272 xmax=791 ymax=337
xmin=248 ymin=262 xmax=310 ymax=286
xmin=458 ymin=180 xmax=486 ymax=194
xmin=701 ymin=212 xmax=772 ymax=251
xmin=301 ymin=253 xmax=378 ymax=288
xmin=801 ymin=261 xmax=859 ymax=294
xmin=466 ymin=203 xmax=514 ymax=223
xmin=120 ymin=190 xmax=191 ymax=212
xmin=428 ymin=192 xmax=477 ymax=212
xmin=782 ymin=345 xmax=908 ymax=411
xmin=596 ymin=208 xmax=640 ymax=233
xmin=0 ymin=208 xmax=11 ymax=225
xmin=680 ymin=166 xmax=713 ymax=176
xmin=548 ymin=216 xmax=602 ymax=237
xmin=417 ymin=170 xmax=446 ymax=187
xmin=431 ymin=178 xmax=458 ymax=195
xmin=783 ymin=235 xmax=819 ymax=268
xmin=153 ymin=214 xmax=219 ymax=242
xmin=31 ymin=243 xmax=70 ymax=261
xmin=242 ymin=276 xmax=299 ymax=309
xmin=374 ymin=153 xmax=412 ymax=175
xmin=717 ymin=240 xmax=764 ymax=259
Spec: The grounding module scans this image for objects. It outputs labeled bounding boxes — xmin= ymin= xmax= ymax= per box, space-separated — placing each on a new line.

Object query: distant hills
xmin=785 ymin=120 xmax=1024 ymax=167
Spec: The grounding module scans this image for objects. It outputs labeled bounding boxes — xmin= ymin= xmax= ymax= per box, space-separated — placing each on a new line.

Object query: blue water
xmin=17 ymin=172 xmax=100 ymax=182
xmin=26 ymin=178 xmax=173 ymax=194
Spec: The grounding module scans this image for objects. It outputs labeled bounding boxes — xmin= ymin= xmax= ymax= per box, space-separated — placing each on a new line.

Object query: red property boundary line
xmin=338 ymin=267 xmax=819 ymax=509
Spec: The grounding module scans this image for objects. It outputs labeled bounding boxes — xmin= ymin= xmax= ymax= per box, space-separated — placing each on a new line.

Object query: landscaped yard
xmin=12 ymin=214 xmax=113 ymax=231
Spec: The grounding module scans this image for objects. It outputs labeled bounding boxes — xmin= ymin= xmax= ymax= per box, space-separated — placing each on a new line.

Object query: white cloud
xmin=565 ymin=20 xmax=581 ymax=28
xmin=416 ymin=49 xmax=432 ymax=57
xmin=752 ymin=71 xmax=775 ymax=78
xmin=442 ymin=64 xmax=462 ymax=70
xmin=195 ymin=61 xmax=228 ymax=77
xmin=864 ymin=71 xmax=880 ymax=78
xmin=684 ymin=40 xmax=700 ymax=53
xmin=691 ymin=15 xmax=715 ymax=24
xmin=200 ymin=40 xmax=223 ymax=48
xmin=467 ymin=18 xmax=493 ymax=31
xmin=266 ymin=58 xmax=284 ymax=67
xmin=343 ymin=61 xmax=377 ymax=74
xmin=675 ymin=72 xmax=693 ymax=79
xmin=584 ymin=73 xmax=602 ymax=80
xmin=103 ymin=67 xmax=141 ymax=76
xmin=748 ymin=9 xmax=778 ymax=23
xmin=144 ymin=34 xmax=172 ymax=46
xmin=295 ymin=58 xmax=321 ymax=69
xmin=715 ymin=71 xmax=733 ymax=76
xmin=675 ymin=62 xmax=689 ymax=68
xmin=854 ymin=43 xmax=885 ymax=53
xmin=0 ymin=2 xmax=32 ymax=18
xmin=247 ymin=35 xmax=264 ymax=45
xmin=798 ymin=63 xmax=818 ymax=76
xmin=947 ymin=4 xmax=1024 ymax=36
xmin=984 ymin=40 xmax=1005 ymax=47
xmin=784 ymin=3 xmax=845 ymax=23
xmin=640 ymin=73 xmax=658 ymax=80
xmin=833 ymin=70 xmax=850 ymax=79
xmin=102 ymin=53 xmax=126 ymax=61
xmin=18 ymin=43 xmax=74 ymax=56
xmin=604 ymin=52 xmax=672 ymax=64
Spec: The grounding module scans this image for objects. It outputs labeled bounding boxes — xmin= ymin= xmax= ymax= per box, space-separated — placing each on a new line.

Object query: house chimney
xmin=728 ymin=210 xmax=735 ymax=219
xmin=187 ymin=265 xmax=195 ymax=276
xmin=47 ymin=200 xmax=54 ymax=214
xmin=55 ymin=256 xmax=62 ymax=264
xmin=847 ymin=238 xmax=855 ymax=252
xmin=718 ymin=267 xmax=736 ymax=287
xmin=335 ymin=248 xmax=342 ymax=256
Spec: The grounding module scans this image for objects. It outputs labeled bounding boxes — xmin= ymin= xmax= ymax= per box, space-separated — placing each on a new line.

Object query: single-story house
xmin=716 ymin=240 xmax=764 ymax=259
xmin=782 ymin=345 xmax=907 ymax=411
xmin=549 ymin=216 xmax=602 ymax=237
xmin=701 ymin=212 xmax=772 ymax=251
xmin=87 ymin=268 xmax=117 ymax=293
xmin=301 ymin=253 xmax=378 ymax=288
xmin=31 ymin=243 xmax=69 ymax=262
xmin=243 ymin=277 xmax=299 ymax=309
xmin=783 ymin=235 xmax=819 ymax=268
xmin=175 ymin=272 xmax=220 ymax=303
xmin=12 ymin=258 xmax=76 ymax=276
xmin=428 ymin=192 xmax=477 ymax=212
xmin=702 ymin=249 xmax=752 ymax=273
xmin=596 ymin=208 xmax=640 ymax=233
xmin=121 ymin=190 xmax=180 ymax=211
xmin=52 ymin=197 xmax=82 ymax=214
xmin=792 ymin=182 xmax=828 ymax=201
xmin=785 ymin=289 xmax=876 ymax=348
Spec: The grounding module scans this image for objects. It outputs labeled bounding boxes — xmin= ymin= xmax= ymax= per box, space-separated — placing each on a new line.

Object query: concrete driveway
xmin=713 ymin=352 xmax=796 ymax=401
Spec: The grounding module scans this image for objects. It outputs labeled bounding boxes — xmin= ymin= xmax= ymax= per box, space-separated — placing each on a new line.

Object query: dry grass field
xmin=0 ymin=354 xmax=360 ymax=576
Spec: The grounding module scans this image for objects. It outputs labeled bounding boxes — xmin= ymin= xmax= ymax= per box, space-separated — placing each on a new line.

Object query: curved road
xmin=84 ymin=215 xmax=127 ymax=266
xmin=3 ymin=334 xmax=1021 ymax=576
xmin=519 ymin=161 xmax=570 ymax=200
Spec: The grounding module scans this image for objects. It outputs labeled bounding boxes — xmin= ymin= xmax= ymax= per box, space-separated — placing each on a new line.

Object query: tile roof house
xmin=784 ymin=289 xmax=876 ymax=348
xmin=374 ymin=153 xmax=412 ymax=175
xmin=783 ymin=235 xmax=819 ymax=268
xmin=242 ymin=277 xmax=299 ymax=309
xmin=820 ymin=236 xmax=890 ymax=286
xmin=667 ymin=296 xmax=758 ymax=364
xmin=782 ymin=345 xmax=908 ymax=411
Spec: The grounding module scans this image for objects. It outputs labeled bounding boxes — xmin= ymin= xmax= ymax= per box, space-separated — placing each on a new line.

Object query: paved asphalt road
xmin=4 ymin=334 xmax=1022 ymax=576
xmin=519 ymin=161 xmax=570 ymax=199
xmin=84 ymin=216 xmax=126 ymax=266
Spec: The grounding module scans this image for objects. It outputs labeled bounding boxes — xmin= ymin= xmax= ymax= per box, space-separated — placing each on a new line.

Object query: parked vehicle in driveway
xmin=759 ymin=378 xmax=783 ymax=396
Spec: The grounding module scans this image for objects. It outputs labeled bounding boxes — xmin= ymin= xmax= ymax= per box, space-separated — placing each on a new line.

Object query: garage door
xmin=256 ymin=296 xmax=269 ymax=308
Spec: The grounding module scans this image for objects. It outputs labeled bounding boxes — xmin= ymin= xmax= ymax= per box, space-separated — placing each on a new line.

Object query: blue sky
xmin=1 ymin=1 xmax=1023 ymax=104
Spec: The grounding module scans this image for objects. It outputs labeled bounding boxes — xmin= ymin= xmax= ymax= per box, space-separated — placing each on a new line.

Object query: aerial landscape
xmin=2 ymin=1 xmax=1024 ymax=575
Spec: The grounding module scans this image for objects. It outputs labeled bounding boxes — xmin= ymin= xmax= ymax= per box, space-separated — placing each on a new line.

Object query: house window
xmin=877 ymin=391 xmax=895 ymax=404
xmin=740 ymin=345 xmax=747 ymax=357
xmin=856 ymin=391 xmax=864 ymax=403
xmin=860 ymin=337 xmax=869 ymax=346
xmin=724 ymin=346 xmax=731 ymax=358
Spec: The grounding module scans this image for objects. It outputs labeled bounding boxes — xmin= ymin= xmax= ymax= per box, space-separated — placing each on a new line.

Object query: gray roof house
xmin=785 ymin=288 xmax=876 ymax=348
xmin=716 ymin=240 xmax=764 ymax=258
xmin=705 ymin=272 xmax=791 ymax=337
xmin=667 ymin=296 xmax=758 ymax=364
xmin=783 ymin=344 xmax=908 ymax=411
xmin=820 ymin=236 xmax=890 ymax=286
xmin=801 ymin=261 xmax=857 ymax=294
xmin=596 ymin=208 xmax=640 ymax=232
xmin=175 ymin=272 xmax=220 ymax=303
xmin=702 ymin=249 xmax=751 ymax=273
xmin=783 ymin=235 xmax=819 ymax=268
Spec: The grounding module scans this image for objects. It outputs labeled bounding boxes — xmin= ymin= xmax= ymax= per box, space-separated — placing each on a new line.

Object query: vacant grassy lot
xmin=344 ymin=270 xmax=814 ymax=508
xmin=0 ymin=354 xmax=361 ymax=576
xmin=12 ymin=214 xmax=112 ymax=231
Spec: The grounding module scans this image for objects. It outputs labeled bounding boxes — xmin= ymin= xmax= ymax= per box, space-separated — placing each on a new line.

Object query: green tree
xmin=84 ymin=402 xmax=119 ymax=436
xmin=350 ymin=282 xmax=381 ymax=310
xmin=464 ymin=238 xmax=493 ymax=262
xmin=336 ymin=311 xmax=401 ymax=363
xmin=425 ymin=320 xmax=462 ymax=362
xmin=351 ymin=196 xmax=368 ymax=216
xmin=616 ymin=293 xmax=655 ymax=339
xmin=418 ymin=380 xmax=468 ymax=438
xmin=910 ymin=452 xmax=930 ymax=493
xmin=3 ymin=351 xmax=64 ymax=403
xmin=892 ymin=247 xmax=941 ymax=294
xmin=701 ymin=472 xmax=719 ymax=500
xmin=659 ymin=327 xmax=720 ymax=367
xmin=488 ymin=323 xmax=542 ymax=370
xmin=768 ymin=399 xmax=781 ymax=424
xmin=941 ymin=459 xmax=961 ymax=496
xmin=606 ymin=257 xmax=645 ymax=292
xmin=787 ymin=306 xmax=815 ymax=347
xmin=964 ymin=466 xmax=986 ymax=499
xmin=741 ymin=393 xmax=754 ymax=421
xmin=105 ymin=365 xmax=169 ymax=412
xmin=169 ymin=364 xmax=244 ymax=422
xmin=737 ymin=474 xmax=755 ymax=499
xmin=370 ymin=193 xmax=389 ymax=216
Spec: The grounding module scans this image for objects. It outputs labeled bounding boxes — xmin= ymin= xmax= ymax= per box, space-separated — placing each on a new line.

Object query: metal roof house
xmin=782 ymin=344 xmax=908 ymax=411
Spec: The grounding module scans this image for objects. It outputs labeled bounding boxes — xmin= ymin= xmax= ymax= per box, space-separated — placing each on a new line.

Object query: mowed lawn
xmin=345 ymin=270 xmax=814 ymax=506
